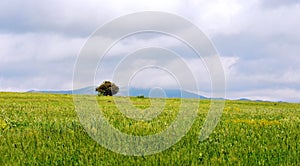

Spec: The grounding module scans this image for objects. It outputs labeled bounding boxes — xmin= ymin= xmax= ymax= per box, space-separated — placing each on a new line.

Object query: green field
xmin=0 ymin=92 xmax=299 ymax=165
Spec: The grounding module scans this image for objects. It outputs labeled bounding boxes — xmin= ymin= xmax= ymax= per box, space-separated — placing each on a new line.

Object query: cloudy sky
xmin=1 ymin=0 xmax=300 ymax=102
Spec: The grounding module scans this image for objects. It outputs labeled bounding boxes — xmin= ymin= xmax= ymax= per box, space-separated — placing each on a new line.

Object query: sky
xmin=1 ymin=0 xmax=300 ymax=102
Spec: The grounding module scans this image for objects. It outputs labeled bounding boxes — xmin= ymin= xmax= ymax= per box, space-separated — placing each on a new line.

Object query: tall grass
xmin=0 ymin=92 xmax=299 ymax=165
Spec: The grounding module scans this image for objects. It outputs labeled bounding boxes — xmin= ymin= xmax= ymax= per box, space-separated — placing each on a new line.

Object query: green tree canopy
xmin=95 ymin=81 xmax=119 ymax=96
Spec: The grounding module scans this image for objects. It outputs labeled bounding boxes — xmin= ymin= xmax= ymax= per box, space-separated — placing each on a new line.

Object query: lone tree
xmin=95 ymin=81 xmax=119 ymax=96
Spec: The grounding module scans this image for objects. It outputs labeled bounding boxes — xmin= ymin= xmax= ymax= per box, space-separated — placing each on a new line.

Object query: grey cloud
xmin=0 ymin=32 xmax=82 ymax=91
xmin=261 ymin=0 xmax=300 ymax=9
xmin=0 ymin=0 xmax=114 ymax=37
xmin=0 ymin=59 xmax=75 ymax=91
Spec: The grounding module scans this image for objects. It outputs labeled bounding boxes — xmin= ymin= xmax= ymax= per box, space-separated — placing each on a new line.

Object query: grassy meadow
xmin=0 ymin=92 xmax=299 ymax=165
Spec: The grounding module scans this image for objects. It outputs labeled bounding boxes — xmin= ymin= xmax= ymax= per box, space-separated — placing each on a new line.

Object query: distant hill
xmin=27 ymin=86 xmax=207 ymax=99
xmin=120 ymin=88 xmax=207 ymax=99
xmin=26 ymin=86 xmax=284 ymax=103
xmin=27 ymin=86 xmax=97 ymax=95
xmin=238 ymin=98 xmax=251 ymax=101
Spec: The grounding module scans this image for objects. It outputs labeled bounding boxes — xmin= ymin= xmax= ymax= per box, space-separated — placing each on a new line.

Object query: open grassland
xmin=0 ymin=92 xmax=299 ymax=165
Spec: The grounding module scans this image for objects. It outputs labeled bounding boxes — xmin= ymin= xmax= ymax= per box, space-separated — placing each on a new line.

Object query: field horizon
xmin=15 ymin=85 xmax=296 ymax=103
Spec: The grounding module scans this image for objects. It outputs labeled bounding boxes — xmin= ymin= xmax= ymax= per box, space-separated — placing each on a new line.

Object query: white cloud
xmin=105 ymin=33 xmax=182 ymax=57
xmin=175 ymin=0 xmax=260 ymax=37
xmin=245 ymin=3 xmax=300 ymax=39
xmin=220 ymin=56 xmax=239 ymax=77
xmin=280 ymin=70 xmax=300 ymax=84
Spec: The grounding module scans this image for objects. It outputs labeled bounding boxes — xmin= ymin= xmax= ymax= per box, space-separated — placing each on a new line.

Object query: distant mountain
xmin=238 ymin=98 xmax=251 ymax=101
xmin=27 ymin=86 xmax=207 ymax=99
xmin=26 ymin=87 xmax=283 ymax=102
xmin=27 ymin=86 xmax=97 ymax=95
xmin=118 ymin=87 xmax=207 ymax=99
xmin=238 ymin=98 xmax=269 ymax=102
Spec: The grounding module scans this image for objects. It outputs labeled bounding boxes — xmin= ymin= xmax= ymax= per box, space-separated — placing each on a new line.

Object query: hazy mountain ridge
xmin=27 ymin=86 xmax=275 ymax=102
xmin=122 ymin=88 xmax=207 ymax=99
xmin=27 ymin=86 xmax=97 ymax=95
xmin=27 ymin=86 xmax=207 ymax=99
